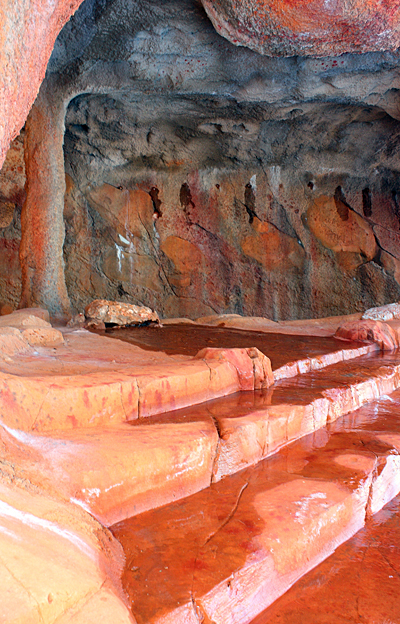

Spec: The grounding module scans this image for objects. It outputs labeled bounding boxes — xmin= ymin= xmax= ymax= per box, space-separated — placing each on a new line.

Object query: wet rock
xmin=335 ymin=319 xmax=398 ymax=351
xmin=196 ymin=347 xmax=273 ymax=390
xmin=84 ymin=299 xmax=160 ymax=327
xmin=362 ymin=302 xmax=400 ymax=321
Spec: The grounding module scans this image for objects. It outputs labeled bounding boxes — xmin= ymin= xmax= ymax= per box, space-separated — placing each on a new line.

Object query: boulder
xmin=84 ymin=299 xmax=160 ymax=327
xmin=201 ymin=0 xmax=400 ymax=57
xmin=362 ymin=302 xmax=400 ymax=322
xmin=196 ymin=347 xmax=274 ymax=390
xmin=334 ymin=320 xmax=398 ymax=351
xmin=0 ymin=307 xmax=50 ymax=329
xmin=21 ymin=327 xmax=64 ymax=348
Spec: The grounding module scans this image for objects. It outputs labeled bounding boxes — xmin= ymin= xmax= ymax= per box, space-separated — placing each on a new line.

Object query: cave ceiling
xmin=42 ymin=0 xmax=400 ymax=189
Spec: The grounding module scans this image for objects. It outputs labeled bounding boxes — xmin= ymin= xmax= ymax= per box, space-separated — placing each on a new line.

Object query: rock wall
xmin=0 ymin=0 xmax=84 ymax=169
xmin=2 ymin=0 xmax=400 ymax=320
xmin=61 ymin=98 xmax=400 ymax=320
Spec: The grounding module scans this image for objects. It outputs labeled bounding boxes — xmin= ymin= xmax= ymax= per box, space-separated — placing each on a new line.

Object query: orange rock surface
xmin=0 ymin=480 xmax=134 ymax=623
xmin=3 ymin=345 xmax=399 ymax=535
xmin=253 ymin=443 xmax=400 ymax=623
xmin=112 ymin=387 xmax=400 ymax=624
xmin=201 ymin=0 xmax=400 ymax=57
xmin=335 ymin=318 xmax=399 ymax=350
xmin=0 ymin=0 xmax=84 ymax=168
xmin=241 ymin=218 xmax=305 ymax=271
xmin=307 ymin=195 xmax=377 ymax=261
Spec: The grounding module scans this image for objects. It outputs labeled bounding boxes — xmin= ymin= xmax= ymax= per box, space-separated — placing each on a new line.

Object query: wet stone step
xmin=4 ymin=351 xmax=400 ymax=526
xmin=251 ymin=490 xmax=400 ymax=624
xmin=0 ymin=327 xmax=375 ymax=432
xmin=110 ymin=389 xmax=400 ymax=624
xmin=211 ymin=351 xmax=400 ymax=479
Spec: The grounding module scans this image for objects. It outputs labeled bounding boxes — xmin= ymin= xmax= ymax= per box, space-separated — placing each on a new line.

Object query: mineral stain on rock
xmin=334 ymin=186 xmax=350 ymax=222
xmin=149 ymin=186 xmax=162 ymax=218
xmin=244 ymin=183 xmax=258 ymax=224
xmin=362 ymin=187 xmax=372 ymax=218
xmin=179 ymin=183 xmax=195 ymax=213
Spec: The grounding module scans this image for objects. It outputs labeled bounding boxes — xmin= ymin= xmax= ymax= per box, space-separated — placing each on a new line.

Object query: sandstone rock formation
xmin=0 ymin=308 xmax=64 ymax=356
xmin=196 ymin=347 xmax=274 ymax=390
xmin=362 ymin=302 xmax=400 ymax=321
xmin=201 ymin=0 xmax=400 ymax=57
xmin=335 ymin=319 xmax=398 ymax=351
xmin=0 ymin=0 xmax=84 ymax=169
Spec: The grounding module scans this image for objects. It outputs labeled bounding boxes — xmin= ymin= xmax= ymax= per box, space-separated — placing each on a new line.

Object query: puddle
xmin=96 ymin=324 xmax=362 ymax=371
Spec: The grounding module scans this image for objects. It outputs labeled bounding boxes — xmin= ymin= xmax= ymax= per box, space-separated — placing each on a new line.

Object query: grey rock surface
xmin=2 ymin=0 xmax=400 ymax=319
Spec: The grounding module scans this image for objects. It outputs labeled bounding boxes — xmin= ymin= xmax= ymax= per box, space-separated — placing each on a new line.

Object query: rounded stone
xmin=201 ymin=0 xmax=400 ymax=57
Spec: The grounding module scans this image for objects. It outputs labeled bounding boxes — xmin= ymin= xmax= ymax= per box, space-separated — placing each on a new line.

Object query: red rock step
xmin=213 ymin=351 xmax=400 ymax=480
xmin=4 ymin=351 xmax=400 ymax=527
xmin=102 ymin=323 xmax=376 ymax=382
xmin=110 ymin=389 xmax=400 ymax=624
xmin=251 ymin=489 xmax=400 ymax=624
xmin=0 ymin=325 xmax=375 ymax=433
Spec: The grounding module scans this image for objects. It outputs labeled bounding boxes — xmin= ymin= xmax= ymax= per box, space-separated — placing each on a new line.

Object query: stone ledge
xmin=111 ymin=391 xmax=400 ymax=624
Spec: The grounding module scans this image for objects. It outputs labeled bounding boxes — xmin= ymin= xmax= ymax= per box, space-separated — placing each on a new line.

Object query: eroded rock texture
xmin=2 ymin=0 xmax=400 ymax=319
xmin=201 ymin=0 xmax=400 ymax=57
xmin=0 ymin=0 xmax=84 ymax=169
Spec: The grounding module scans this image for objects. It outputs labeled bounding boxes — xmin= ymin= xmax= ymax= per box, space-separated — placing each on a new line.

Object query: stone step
xmin=110 ymin=389 xmax=400 ymax=624
xmin=250 ymin=491 xmax=400 ymax=624
xmin=0 ymin=323 xmax=376 ymax=433
xmin=0 ymin=331 xmax=276 ymax=432
xmin=4 ymin=351 xmax=400 ymax=527
xmin=213 ymin=351 xmax=400 ymax=480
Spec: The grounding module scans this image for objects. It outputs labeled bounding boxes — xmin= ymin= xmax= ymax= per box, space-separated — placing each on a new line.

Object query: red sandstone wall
xmin=0 ymin=0 xmax=84 ymax=169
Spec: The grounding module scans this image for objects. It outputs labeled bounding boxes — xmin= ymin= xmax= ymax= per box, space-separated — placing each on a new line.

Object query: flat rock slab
xmin=0 ymin=331 xmax=270 ymax=431
xmin=111 ymin=390 xmax=400 ymax=624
